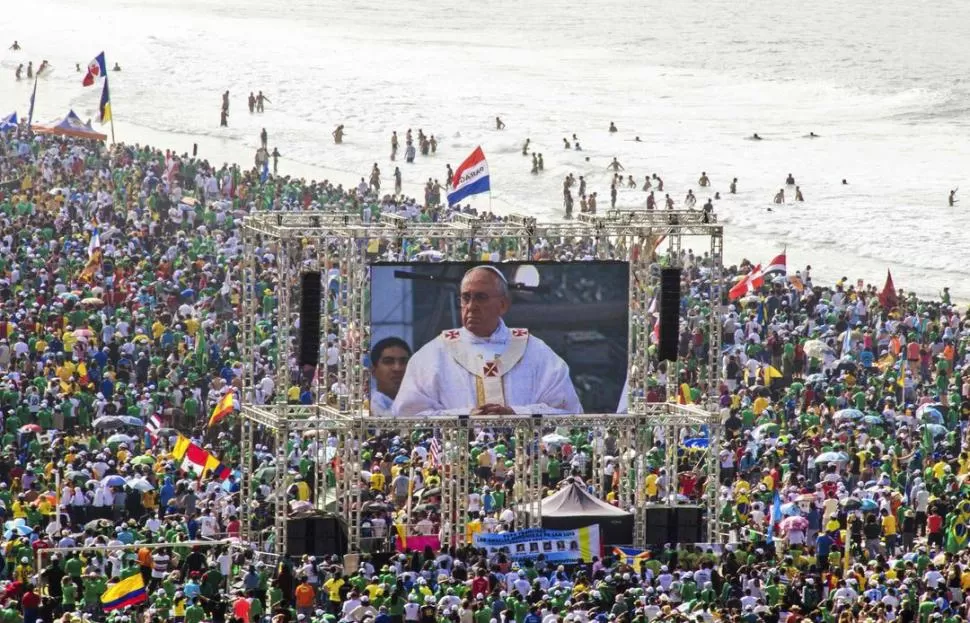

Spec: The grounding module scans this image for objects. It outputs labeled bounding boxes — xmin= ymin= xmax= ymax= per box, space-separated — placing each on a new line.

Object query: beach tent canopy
xmin=31 ymin=110 xmax=106 ymax=141
xmin=530 ymin=481 xmax=634 ymax=544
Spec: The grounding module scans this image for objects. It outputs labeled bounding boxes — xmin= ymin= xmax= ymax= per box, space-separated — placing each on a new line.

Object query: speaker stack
xmin=658 ymin=268 xmax=682 ymax=362
xmin=299 ymin=272 xmax=323 ymax=368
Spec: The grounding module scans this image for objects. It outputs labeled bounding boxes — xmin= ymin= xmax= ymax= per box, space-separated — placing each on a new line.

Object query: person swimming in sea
xmin=15 ymin=64 xmax=22 ymax=80
xmin=842 ymin=179 xmax=848 ymax=185
xmin=751 ymin=133 xmax=762 ymax=140
xmin=495 ymin=116 xmax=505 ymax=130
xmin=698 ymin=171 xmax=710 ymax=187
xmin=562 ymin=137 xmax=570 ymax=149
xmin=26 ymin=61 xmax=33 ymax=79
xmin=112 ymin=63 xmax=121 ymax=72
xmin=9 ymin=41 xmax=20 ymax=51
xmin=807 ymin=132 xmax=819 ymax=138
xmin=609 ymin=121 xmax=618 ymax=133
xmin=333 ymin=124 xmax=345 ymax=144
xmin=75 ymin=63 xmax=81 ymax=73
xmin=949 ymin=189 xmax=958 ymax=206
xmin=795 ymin=186 xmax=804 ymax=202
xmin=774 ymin=189 xmax=785 ymax=204
xmin=730 ymin=177 xmax=738 ymax=194
xmin=634 ymin=136 xmax=641 ymax=142
xmin=607 ymin=157 xmax=624 ymax=172
xmin=37 ymin=60 xmax=49 ymax=76
xmin=522 ymin=138 xmax=530 ymax=155
xmin=785 ymin=173 xmax=796 ymax=185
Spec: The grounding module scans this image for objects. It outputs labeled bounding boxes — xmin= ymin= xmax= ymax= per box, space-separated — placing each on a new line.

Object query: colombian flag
xmin=101 ymin=573 xmax=147 ymax=611
xmin=207 ymin=391 xmax=235 ymax=428
xmin=203 ymin=454 xmax=231 ymax=481
xmin=99 ymin=76 xmax=112 ymax=124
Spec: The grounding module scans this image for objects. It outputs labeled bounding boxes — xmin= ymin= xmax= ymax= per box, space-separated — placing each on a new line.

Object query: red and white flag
xmin=429 ymin=437 xmax=442 ymax=466
xmin=763 ymin=251 xmax=787 ymax=275
xmin=729 ymin=265 xmax=764 ymax=300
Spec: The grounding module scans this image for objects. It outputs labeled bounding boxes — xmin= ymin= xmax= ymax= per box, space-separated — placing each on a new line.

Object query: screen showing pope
xmin=392 ymin=266 xmax=583 ymax=417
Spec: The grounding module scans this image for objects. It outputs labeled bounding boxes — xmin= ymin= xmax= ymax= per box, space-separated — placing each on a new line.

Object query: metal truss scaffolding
xmin=239 ymin=210 xmax=726 ymax=554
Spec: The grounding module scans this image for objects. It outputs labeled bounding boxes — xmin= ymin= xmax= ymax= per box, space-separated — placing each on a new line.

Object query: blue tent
xmin=0 ymin=112 xmax=16 ymax=132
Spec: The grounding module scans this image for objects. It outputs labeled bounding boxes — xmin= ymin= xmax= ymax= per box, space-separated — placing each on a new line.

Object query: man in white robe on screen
xmin=392 ymin=266 xmax=583 ymax=417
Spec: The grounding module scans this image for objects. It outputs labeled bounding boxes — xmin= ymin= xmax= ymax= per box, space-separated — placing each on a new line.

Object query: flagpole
xmin=107 ymin=74 xmax=116 ymax=144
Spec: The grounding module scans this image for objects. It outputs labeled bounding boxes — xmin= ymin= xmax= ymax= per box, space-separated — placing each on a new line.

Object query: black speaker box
xmin=287 ymin=515 xmax=349 ymax=558
xmin=299 ymin=272 xmax=323 ymax=367
xmin=658 ymin=268 xmax=682 ymax=361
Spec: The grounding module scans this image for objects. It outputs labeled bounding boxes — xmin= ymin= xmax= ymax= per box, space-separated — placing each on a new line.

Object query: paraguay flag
xmin=447 ymin=146 xmax=490 ymax=206
xmin=83 ymin=52 xmax=107 ymax=87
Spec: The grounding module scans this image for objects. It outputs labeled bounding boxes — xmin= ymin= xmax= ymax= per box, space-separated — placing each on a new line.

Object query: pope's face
xmin=373 ymin=346 xmax=409 ymax=399
xmin=460 ymin=270 xmax=509 ymax=338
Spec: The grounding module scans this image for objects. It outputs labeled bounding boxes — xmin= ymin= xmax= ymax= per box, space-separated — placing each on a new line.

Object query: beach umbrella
xmin=18 ymin=424 xmax=42 ymax=434
xmin=834 ymin=409 xmax=864 ymax=422
xmin=862 ymin=415 xmax=884 ymax=426
xmin=860 ymin=499 xmax=879 ymax=513
xmin=107 ymin=433 xmax=134 ymax=445
xmin=100 ymin=475 xmax=126 ymax=488
xmin=753 ymin=423 xmax=779 ymax=439
xmin=93 ymin=416 xmax=123 ymax=429
xmin=126 ymin=477 xmax=155 ymax=492
xmin=84 ymin=518 xmax=114 ymax=531
xmin=3 ymin=519 xmax=32 ymax=538
xmin=117 ymin=416 xmax=145 ymax=427
xmin=541 ymin=433 xmax=570 ymax=446
xmin=922 ymin=424 xmax=947 ymax=438
xmin=803 ymin=340 xmax=831 ymax=360
xmin=66 ymin=470 xmax=90 ymax=482
xmin=780 ymin=516 xmax=809 ymax=531
xmin=918 ymin=407 xmax=944 ymax=424
xmin=840 ymin=498 xmax=862 ymax=510
xmin=813 ymin=451 xmax=848 ymax=465
xmin=130 ymin=456 xmax=156 ymax=466
xmin=254 ymin=465 xmax=276 ymax=482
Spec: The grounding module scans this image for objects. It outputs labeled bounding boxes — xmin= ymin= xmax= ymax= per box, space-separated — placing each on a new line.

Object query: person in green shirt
xmin=185 ymin=600 xmax=206 ymax=623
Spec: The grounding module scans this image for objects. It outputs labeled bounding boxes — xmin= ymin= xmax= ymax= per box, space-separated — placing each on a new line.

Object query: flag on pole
xmin=447 ymin=146 xmax=490 ymax=205
xmin=878 ymin=270 xmax=898 ymax=310
xmin=99 ymin=76 xmax=112 ymax=124
xmin=767 ymin=491 xmax=782 ymax=544
xmin=82 ymin=52 xmax=107 ymax=87
xmin=207 ymin=391 xmax=235 ymax=428
xmin=763 ymin=251 xmax=787 ymax=275
xmin=0 ymin=112 xmax=16 ymax=132
xmin=428 ymin=437 xmax=442 ymax=466
xmin=27 ymin=76 xmax=38 ymax=126
xmin=145 ymin=414 xmax=162 ymax=440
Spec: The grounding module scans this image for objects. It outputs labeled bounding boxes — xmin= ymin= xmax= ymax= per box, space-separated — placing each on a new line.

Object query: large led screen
xmin=369 ymin=261 xmax=629 ymax=417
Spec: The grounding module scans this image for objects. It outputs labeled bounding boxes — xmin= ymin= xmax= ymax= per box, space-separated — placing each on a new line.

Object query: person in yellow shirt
xmin=645 ymin=472 xmax=660 ymax=500
xmin=11 ymin=496 xmax=26 ymax=519
xmin=752 ymin=395 xmax=770 ymax=416
xmin=369 ymin=471 xmax=385 ymax=493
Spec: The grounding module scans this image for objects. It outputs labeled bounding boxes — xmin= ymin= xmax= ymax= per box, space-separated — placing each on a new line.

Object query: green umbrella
xmin=130 ymin=456 xmax=156 ymax=466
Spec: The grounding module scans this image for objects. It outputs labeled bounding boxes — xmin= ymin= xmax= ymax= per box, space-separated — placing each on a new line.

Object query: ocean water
xmin=2 ymin=0 xmax=969 ymax=299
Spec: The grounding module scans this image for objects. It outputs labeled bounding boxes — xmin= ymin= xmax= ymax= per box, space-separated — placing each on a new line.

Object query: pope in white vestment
xmin=392 ymin=266 xmax=582 ymax=417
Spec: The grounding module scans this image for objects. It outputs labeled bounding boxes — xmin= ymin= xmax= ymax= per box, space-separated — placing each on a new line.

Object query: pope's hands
xmin=472 ymin=403 xmax=515 ymax=415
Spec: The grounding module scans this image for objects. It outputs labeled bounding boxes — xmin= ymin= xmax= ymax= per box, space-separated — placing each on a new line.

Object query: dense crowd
xmin=0 ymin=124 xmax=969 ymax=623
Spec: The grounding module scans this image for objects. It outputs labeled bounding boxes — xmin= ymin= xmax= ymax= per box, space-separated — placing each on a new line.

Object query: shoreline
xmin=101 ymin=116 xmax=963 ymax=305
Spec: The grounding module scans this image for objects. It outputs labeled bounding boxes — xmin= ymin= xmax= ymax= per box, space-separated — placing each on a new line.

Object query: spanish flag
xmin=101 ymin=573 xmax=147 ymax=611
xmin=99 ymin=75 xmax=112 ymax=124
xmin=207 ymin=391 xmax=235 ymax=428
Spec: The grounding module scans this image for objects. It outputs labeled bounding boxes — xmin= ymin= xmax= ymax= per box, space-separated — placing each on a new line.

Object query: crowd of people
xmin=0 ymin=122 xmax=969 ymax=623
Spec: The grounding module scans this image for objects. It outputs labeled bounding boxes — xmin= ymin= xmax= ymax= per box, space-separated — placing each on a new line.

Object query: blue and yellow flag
xmin=613 ymin=546 xmax=649 ymax=571
xmin=101 ymin=573 xmax=147 ymax=611
xmin=99 ymin=76 xmax=112 ymax=124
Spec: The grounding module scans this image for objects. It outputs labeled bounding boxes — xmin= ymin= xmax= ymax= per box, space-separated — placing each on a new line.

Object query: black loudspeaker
xmin=286 ymin=515 xmax=349 ymax=558
xmin=299 ymin=272 xmax=323 ymax=367
xmin=642 ymin=508 xmax=706 ymax=546
xmin=674 ymin=507 xmax=705 ymax=544
xmin=644 ymin=508 xmax=671 ymax=546
xmin=658 ymin=268 xmax=682 ymax=361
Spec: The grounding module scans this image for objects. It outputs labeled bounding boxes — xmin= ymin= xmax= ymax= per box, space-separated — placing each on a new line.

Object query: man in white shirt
xmin=393 ymin=266 xmax=582 ymax=417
